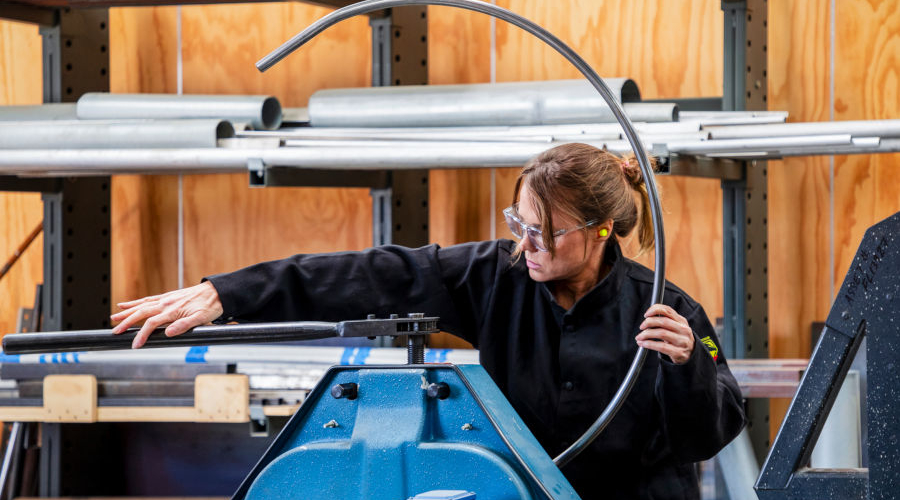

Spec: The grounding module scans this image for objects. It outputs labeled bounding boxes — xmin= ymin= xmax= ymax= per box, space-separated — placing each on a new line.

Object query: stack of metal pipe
xmin=0 ymin=79 xmax=898 ymax=176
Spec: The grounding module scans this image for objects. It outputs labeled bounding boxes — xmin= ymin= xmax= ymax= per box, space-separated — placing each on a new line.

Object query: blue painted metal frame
xmin=755 ymin=211 xmax=900 ymax=500
xmin=232 ymin=364 xmax=579 ymax=500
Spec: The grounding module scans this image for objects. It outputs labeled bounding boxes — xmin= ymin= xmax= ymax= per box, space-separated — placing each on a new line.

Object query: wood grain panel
xmin=427 ymin=6 xmax=491 ymax=349
xmin=0 ymin=20 xmax=41 ymax=104
xmin=766 ymin=0 xmax=833 ymax=440
xmin=179 ymin=3 xmax=373 ymax=289
xmin=0 ymin=194 xmax=43 ymax=336
xmin=181 ymin=2 xmax=371 ymax=106
xmin=496 ymin=0 xmax=723 ymax=98
xmin=767 ymin=0 xmax=831 ymax=362
xmin=428 ymin=4 xmax=492 ymax=248
xmin=834 ymin=0 xmax=900 ymax=292
xmin=108 ymin=6 xmax=180 ymax=305
xmin=494 ymin=0 xmax=725 ymax=319
xmin=0 ymin=19 xmax=42 ymax=336
xmin=182 ymin=177 xmax=373 ymax=282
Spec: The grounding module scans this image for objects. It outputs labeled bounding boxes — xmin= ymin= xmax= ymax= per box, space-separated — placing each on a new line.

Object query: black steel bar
xmin=2 ymin=323 xmax=337 ymax=354
xmin=2 ymin=317 xmax=439 ymax=354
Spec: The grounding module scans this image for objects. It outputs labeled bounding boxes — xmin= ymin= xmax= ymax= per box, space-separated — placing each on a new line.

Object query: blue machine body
xmin=232 ymin=364 xmax=580 ymax=500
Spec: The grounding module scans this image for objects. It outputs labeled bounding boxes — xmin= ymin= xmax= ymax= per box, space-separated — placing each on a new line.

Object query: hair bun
xmin=620 ymin=156 xmax=643 ymax=187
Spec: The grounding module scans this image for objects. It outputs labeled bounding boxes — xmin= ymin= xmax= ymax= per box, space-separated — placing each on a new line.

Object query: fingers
xmin=116 ymin=293 xmax=161 ymax=309
xmin=636 ymin=328 xmax=692 ymax=349
xmin=111 ymin=304 xmax=161 ymax=334
xmin=638 ymin=303 xmax=695 ymax=364
xmin=639 ymin=315 xmax=689 ymax=334
xmin=644 ymin=303 xmax=685 ymax=322
xmin=637 ymin=338 xmax=690 ymax=364
xmin=132 ymin=310 xmax=175 ymax=349
xmin=165 ymin=312 xmax=207 ymax=337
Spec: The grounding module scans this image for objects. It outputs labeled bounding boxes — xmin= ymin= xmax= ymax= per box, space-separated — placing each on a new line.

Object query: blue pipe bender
xmin=233 ymin=362 xmax=580 ymax=500
xmin=3 ymin=316 xmax=582 ymax=499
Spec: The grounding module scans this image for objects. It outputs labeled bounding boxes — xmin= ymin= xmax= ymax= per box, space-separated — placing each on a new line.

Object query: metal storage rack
xmin=0 ymin=0 xmax=779 ymax=480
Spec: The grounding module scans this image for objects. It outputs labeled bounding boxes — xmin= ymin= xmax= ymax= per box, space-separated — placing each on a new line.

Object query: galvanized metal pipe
xmin=667 ymin=134 xmax=856 ymax=155
xmin=0 ymin=103 xmax=77 ymax=121
xmin=76 ymin=93 xmax=283 ymax=130
xmin=715 ymin=429 xmax=761 ymax=500
xmin=0 ymin=119 xmax=234 ymax=149
xmin=706 ymin=119 xmax=900 ymax=140
xmin=307 ymin=79 xmax=650 ymax=127
xmin=245 ymin=121 xmax=705 ymax=138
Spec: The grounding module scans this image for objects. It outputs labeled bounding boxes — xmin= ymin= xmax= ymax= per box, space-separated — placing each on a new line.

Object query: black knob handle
xmin=331 ymin=382 xmax=358 ymax=400
xmin=426 ymin=382 xmax=450 ymax=400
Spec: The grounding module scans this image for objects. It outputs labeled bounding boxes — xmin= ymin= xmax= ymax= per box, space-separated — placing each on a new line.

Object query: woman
xmin=112 ymin=143 xmax=745 ymax=499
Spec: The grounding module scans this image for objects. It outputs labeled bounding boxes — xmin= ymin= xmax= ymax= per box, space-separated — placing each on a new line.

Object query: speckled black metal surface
xmin=756 ymin=211 xmax=900 ymax=500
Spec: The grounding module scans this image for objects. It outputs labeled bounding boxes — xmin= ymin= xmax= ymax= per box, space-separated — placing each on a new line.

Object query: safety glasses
xmin=503 ymin=205 xmax=598 ymax=252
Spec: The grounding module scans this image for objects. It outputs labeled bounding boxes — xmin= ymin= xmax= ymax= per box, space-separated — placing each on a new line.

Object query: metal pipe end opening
xmin=620 ymin=79 xmax=641 ymax=103
xmin=261 ymin=97 xmax=283 ymax=130
xmin=216 ymin=120 xmax=237 ymax=139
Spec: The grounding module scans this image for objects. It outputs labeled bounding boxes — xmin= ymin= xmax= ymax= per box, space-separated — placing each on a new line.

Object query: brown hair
xmin=511 ymin=142 xmax=656 ymax=256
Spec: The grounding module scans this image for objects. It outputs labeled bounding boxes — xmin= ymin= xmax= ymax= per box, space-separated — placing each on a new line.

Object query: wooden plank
xmin=97 ymin=406 xmax=200 ymax=422
xmin=109 ymin=6 xmax=180 ymax=306
xmin=194 ymin=373 xmax=249 ymax=422
xmin=263 ymin=404 xmax=300 ymax=417
xmin=44 ymin=374 xmax=98 ymax=422
xmin=0 ymin=19 xmax=43 ymax=339
xmin=0 ymin=374 xmax=251 ymax=422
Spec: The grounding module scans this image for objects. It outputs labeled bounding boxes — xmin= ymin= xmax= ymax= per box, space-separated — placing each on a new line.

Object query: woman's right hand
xmin=110 ymin=281 xmax=225 ymax=349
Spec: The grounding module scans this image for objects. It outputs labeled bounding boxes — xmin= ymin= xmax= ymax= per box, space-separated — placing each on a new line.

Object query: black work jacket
xmin=207 ymin=239 xmax=746 ymax=500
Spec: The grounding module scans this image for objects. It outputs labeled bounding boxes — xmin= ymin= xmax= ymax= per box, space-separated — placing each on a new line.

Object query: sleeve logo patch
xmin=700 ymin=336 xmax=719 ymax=361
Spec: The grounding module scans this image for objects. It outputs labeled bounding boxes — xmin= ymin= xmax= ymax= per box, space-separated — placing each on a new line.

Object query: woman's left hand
xmin=635 ymin=304 xmax=695 ymax=364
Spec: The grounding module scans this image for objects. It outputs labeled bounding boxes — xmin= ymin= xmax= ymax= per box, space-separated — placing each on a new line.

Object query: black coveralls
xmin=207 ymin=239 xmax=746 ymax=500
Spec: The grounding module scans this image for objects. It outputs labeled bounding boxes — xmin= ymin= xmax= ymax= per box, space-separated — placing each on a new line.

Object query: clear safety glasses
xmin=503 ymin=205 xmax=598 ymax=252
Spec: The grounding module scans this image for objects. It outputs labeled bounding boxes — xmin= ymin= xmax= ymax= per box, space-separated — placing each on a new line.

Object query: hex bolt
xmin=426 ymin=382 xmax=451 ymax=400
xmin=323 ymin=420 xmax=339 ymax=428
xmin=331 ymin=382 xmax=358 ymax=400
xmin=461 ymin=423 xmax=474 ymax=431
xmin=841 ymin=310 xmax=850 ymax=320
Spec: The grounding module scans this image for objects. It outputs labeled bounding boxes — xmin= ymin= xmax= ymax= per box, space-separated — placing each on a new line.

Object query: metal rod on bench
xmin=2 ymin=316 xmax=440 ymax=355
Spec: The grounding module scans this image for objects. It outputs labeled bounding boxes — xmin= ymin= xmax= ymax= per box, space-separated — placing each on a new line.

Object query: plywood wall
xmin=109 ymin=6 xmax=181 ymax=304
xmin=0 ymin=19 xmax=42 ymax=336
xmin=1 ymin=1 xmax=899 ymax=389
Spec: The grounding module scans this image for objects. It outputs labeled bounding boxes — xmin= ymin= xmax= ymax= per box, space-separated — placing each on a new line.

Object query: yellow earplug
xmin=599 ymin=228 xmax=609 ymax=237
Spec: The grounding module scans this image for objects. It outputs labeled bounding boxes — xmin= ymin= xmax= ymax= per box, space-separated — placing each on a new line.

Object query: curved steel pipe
xmin=257 ymin=0 xmax=665 ymax=468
